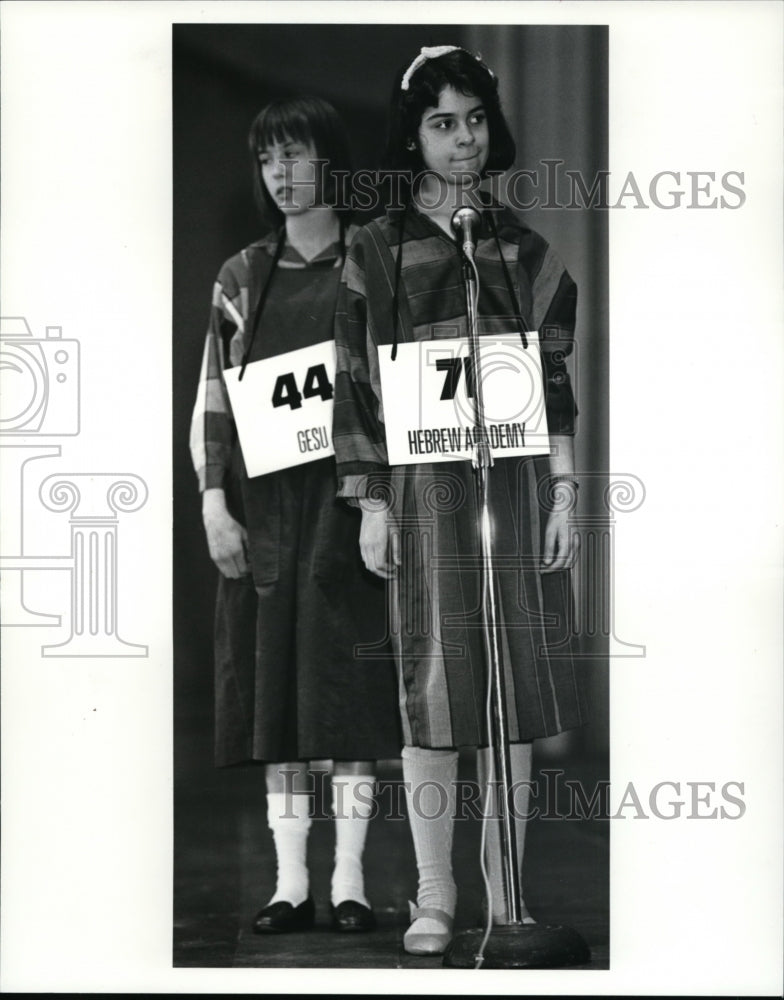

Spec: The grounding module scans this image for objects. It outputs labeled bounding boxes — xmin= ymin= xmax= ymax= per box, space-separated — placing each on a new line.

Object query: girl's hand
xmin=202 ymin=488 xmax=249 ymax=579
xmin=541 ymin=509 xmax=580 ymax=573
xmin=359 ymin=506 xmax=400 ymax=580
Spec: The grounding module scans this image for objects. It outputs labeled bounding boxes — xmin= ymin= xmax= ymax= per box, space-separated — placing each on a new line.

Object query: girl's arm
xmin=541 ymin=434 xmax=580 ymax=573
xmin=190 ymin=275 xmax=249 ymax=579
xmin=515 ymin=226 xmax=580 ymax=574
xmin=201 ymin=487 xmax=248 ymax=579
xmin=359 ymin=504 xmax=400 ymax=580
xmin=333 ymin=231 xmax=398 ymax=579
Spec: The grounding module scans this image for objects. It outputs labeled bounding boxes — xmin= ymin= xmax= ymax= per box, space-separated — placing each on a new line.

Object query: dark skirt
xmin=386 ymin=454 xmax=586 ymax=749
xmin=213 ymin=455 xmax=402 ymax=767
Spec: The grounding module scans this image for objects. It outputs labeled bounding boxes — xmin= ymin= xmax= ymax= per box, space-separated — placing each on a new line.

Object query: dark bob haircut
xmin=383 ymin=48 xmax=516 ymax=181
xmin=248 ymin=94 xmax=353 ymax=227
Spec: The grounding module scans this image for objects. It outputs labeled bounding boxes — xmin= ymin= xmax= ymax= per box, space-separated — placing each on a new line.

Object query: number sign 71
xmin=435 ymin=356 xmax=476 ymax=400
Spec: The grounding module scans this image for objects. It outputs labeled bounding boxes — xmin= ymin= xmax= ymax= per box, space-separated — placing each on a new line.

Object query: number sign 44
xmin=223 ymin=340 xmax=338 ymax=478
xmin=272 ymin=363 xmax=334 ymax=410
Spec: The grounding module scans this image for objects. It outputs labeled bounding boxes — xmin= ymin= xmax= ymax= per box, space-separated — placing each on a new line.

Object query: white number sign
xmin=224 ymin=340 xmax=336 ymax=478
xmin=378 ymin=333 xmax=550 ymax=466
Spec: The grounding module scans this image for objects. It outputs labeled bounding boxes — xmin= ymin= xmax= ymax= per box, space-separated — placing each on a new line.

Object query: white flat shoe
xmin=403 ymin=901 xmax=455 ymax=956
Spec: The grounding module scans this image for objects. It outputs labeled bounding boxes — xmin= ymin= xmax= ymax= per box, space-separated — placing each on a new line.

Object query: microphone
xmin=450 ymin=205 xmax=481 ymax=259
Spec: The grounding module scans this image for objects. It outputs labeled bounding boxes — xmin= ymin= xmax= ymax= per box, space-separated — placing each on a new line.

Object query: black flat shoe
xmin=330 ymin=899 xmax=376 ymax=932
xmin=252 ymin=896 xmax=316 ymax=934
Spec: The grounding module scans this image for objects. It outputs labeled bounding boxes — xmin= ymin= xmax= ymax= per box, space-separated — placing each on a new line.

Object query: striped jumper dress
xmin=190 ymin=229 xmax=401 ymax=765
xmin=332 ymin=203 xmax=587 ymax=749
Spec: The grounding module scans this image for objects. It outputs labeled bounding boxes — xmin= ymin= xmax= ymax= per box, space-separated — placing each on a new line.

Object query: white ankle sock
xmin=330 ymin=774 xmax=375 ymax=907
xmin=266 ymin=791 xmax=311 ymax=907
xmin=478 ymin=743 xmax=534 ymax=922
xmin=402 ymin=745 xmax=458 ymax=928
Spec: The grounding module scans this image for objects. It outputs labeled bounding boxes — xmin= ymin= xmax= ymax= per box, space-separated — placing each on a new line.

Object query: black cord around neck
xmin=390 ymin=204 xmax=408 ymax=361
xmin=486 ymin=210 xmax=529 ymax=349
xmin=239 ymin=227 xmax=286 ymax=380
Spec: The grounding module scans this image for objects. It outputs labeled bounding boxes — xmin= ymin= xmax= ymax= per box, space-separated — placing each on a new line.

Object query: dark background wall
xmin=173 ymin=24 xmax=609 ymax=764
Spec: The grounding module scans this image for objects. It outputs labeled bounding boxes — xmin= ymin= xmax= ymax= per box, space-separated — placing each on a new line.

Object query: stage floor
xmin=174 ymin=715 xmax=609 ymax=970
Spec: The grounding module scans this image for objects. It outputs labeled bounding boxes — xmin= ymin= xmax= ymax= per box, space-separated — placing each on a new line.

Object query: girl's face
xmin=259 ymin=135 xmax=320 ymax=215
xmin=415 ymin=86 xmax=489 ymax=185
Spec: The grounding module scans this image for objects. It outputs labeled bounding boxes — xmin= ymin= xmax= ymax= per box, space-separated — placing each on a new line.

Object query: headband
xmin=400 ymin=45 xmax=495 ymax=91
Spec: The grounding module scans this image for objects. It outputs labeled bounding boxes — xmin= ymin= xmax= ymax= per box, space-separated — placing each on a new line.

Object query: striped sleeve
xmin=189 ymin=264 xmax=245 ymax=491
xmin=332 ymin=229 xmax=390 ymax=499
xmin=517 ymin=227 xmax=579 ymax=436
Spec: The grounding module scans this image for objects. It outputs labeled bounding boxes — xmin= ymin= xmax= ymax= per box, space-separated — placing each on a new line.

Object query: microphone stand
xmin=442 ymin=220 xmax=590 ymax=971
xmin=464 ymin=251 xmax=523 ymax=922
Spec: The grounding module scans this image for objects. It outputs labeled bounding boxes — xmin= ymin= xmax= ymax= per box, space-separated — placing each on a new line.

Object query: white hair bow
xmin=400 ymin=45 xmax=461 ymax=90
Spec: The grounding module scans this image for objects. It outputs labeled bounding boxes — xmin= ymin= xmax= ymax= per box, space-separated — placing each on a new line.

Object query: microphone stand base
xmin=442 ymin=923 xmax=591 ymax=969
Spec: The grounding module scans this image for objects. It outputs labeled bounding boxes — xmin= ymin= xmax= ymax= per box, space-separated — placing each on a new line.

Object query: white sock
xmin=330 ymin=774 xmax=375 ymax=907
xmin=266 ymin=791 xmax=311 ymax=907
xmin=402 ymin=745 xmax=458 ymax=929
xmin=478 ymin=743 xmax=534 ymax=922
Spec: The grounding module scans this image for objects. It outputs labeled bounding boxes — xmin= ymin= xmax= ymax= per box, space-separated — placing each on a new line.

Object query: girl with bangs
xmin=333 ymin=47 xmax=586 ymax=955
xmin=190 ymin=95 xmax=400 ymax=936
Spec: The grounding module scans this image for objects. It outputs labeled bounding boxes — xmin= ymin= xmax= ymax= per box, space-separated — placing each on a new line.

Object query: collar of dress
xmin=254 ymin=224 xmax=357 ymax=267
xmin=385 ymin=199 xmax=509 ymax=243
